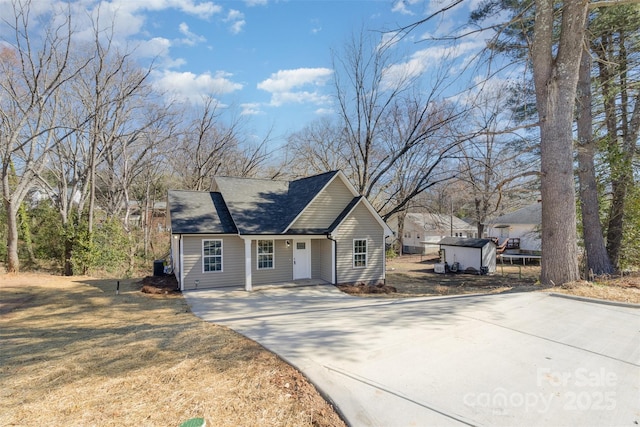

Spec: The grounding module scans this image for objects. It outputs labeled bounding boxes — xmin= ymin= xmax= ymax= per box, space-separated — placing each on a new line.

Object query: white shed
xmin=438 ymin=237 xmax=496 ymax=274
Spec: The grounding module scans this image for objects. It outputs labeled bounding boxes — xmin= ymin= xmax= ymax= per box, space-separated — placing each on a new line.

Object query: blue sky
xmin=1 ymin=0 xmax=491 ymax=147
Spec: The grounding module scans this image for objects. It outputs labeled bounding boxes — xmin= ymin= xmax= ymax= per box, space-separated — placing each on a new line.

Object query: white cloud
xmin=310 ymin=19 xmax=322 ymax=34
xmin=391 ymin=0 xmax=423 ymax=15
xmin=257 ymin=68 xmax=333 ymax=107
xmin=226 ymin=9 xmax=243 ymax=21
xmin=229 ymin=20 xmax=246 ymax=34
xmin=391 ymin=0 xmax=414 ymax=15
xmin=240 ymin=102 xmax=263 ymax=116
xmin=382 ymin=39 xmax=485 ymax=89
xmin=377 ymin=31 xmax=401 ymax=51
xmin=258 ymin=68 xmax=333 ymax=93
xmin=244 ymin=0 xmax=267 ymax=6
xmin=225 ymin=9 xmax=245 ymax=34
xmin=178 ymin=22 xmax=206 ymax=46
xmin=135 ymin=36 xmax=172 ymax=58
xmin=269 ymin=91 xmax=332 ymax=107
xmin=108 ymin=0 xmax=223 ymax=19
xmin=154 ymin=70 xmax=243 ymax=103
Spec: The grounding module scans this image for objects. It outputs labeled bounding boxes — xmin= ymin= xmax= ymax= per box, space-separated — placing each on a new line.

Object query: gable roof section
xmin=170 ymin=171 xmax=393 ymax=237
xmin=327 ymin=196 xmax=394 ymax=237
xmin=212 ymin=171 xmax=339 ymax=234
xmin=489 ymin=203 xmax=541 ymax=226
xmin=168 ymin=190 xmax=237 ymax=234
xmin=326 ymin=196 xmax=362 ymax=233
xmin=406 ymin=212 xmax=473 ymax=231
xmin=284 ymin=171 xmax=357 ymax=233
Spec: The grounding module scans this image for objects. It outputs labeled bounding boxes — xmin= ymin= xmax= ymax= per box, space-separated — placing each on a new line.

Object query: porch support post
xmin=331 ymin=238 xmax=336 ymax=284
xmin=179 ymin=235 xmax=184 ymax=291
xmin=244 ymin=238 xmax=252 ymax=291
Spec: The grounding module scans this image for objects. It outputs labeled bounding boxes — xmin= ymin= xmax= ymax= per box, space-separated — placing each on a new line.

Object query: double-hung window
xmin=353 ymin=239 xmax=367 ymax=268
xmin=203 ymin=239 xmax=222 ymax=272
xmin=257 ymin=240 xmax=274 ymax=269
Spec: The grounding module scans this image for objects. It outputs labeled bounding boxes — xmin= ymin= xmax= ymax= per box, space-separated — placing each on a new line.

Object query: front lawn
xmin=0 ymin=274 xmax=345 ymax=427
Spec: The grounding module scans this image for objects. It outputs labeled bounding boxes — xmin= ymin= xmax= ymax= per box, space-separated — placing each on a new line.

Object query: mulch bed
xmin=139 ymin=274 xmax=181 ymax=295
xmin=336 ymin=282 xmax=397 ymax=295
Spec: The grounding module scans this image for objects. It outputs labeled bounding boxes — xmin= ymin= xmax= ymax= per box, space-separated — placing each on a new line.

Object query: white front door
xmin=293 ymin=239 xmax=311 ymax=280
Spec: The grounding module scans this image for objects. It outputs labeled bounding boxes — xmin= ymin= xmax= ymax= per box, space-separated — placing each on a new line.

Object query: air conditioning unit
xmin=434 ymin=263 xmax=446 ymax=274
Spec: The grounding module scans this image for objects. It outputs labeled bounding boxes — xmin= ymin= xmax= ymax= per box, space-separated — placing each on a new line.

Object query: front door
xmin=293 ymin=239 xmax=311 ymax=280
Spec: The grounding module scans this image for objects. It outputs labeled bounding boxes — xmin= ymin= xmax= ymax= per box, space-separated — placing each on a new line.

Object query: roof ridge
xmin=168 ymin=189 xmax=221 ymax=193
xmin=290 ymin=170 xmax=339 ymax=184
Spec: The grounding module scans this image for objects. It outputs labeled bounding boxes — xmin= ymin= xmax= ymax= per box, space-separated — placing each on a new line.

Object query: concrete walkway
xmin=185 ymin=286 xmax=640 ymax=427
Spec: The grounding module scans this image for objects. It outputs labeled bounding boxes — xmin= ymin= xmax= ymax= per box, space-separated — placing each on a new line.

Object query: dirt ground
xmin=0 ymin=274 xmax=346 ymax=427
xmin=377 ymin=254 xmax=640 ymax=304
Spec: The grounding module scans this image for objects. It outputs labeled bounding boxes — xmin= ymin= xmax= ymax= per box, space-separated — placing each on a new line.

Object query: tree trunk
xmin=397 ymin=212 xmax=406 ymax=255
xmin=532 ymin=0 xmax=586 ymax=286
xmin=64 ymin=237 xmax=74 ymax=276
xmin=5 ymin=199 xmax=20 ymax=273
xmin=576 ymin=46 xmax=614 ymax=276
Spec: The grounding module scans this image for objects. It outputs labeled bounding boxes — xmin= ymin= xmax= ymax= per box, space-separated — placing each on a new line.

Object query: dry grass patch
xmin=0 ymin=274 xmax=345 ymax=427
xmin=547 ymin=275 xmax=640 ymax=304
xmin=383 ymin=255 xmax=640 ymax=304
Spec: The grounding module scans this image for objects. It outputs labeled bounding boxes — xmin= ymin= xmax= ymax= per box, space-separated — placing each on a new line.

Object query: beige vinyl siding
xmin=312 ymin=238 xmax=333 ymax=283
xmin=171 ymin=237 xmax=180 ymax=279
xmin=251 ymin=239 xmax=293 ymax=285
xmin=335 ymin=203 xmax=384 ymax=284
xmin=291 ymin=178 xmax=355 ymax=230
xmin=182 ymin=235 xmax=245 ymax=290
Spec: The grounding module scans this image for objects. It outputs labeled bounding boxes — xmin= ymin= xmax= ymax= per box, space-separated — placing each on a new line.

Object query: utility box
xmin=153 ymin=260 xmax=165 ymax=276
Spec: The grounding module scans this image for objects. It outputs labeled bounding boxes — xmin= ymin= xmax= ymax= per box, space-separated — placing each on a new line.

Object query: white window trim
xmin=353 ymin=238 xmax=367 ymax=268
xmin=257 ymin=239 xmax=275 ymax=270
xmin=202 ymin=239 xmax=223 ymax=273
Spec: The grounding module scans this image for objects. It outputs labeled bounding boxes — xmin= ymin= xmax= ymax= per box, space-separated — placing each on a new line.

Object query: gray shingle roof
xmin=489 ymin=203 xmax=542 ymax=225
xmin=169 ymin=171 xmax=341 ymax=235
xmin=438 ymin=237 xmax=494 ymax=248
xmin=213 ymin=171 xmax=339 ymax=234
xmin=168 ymin=191 xmax=237 ymax=234
xmin=406 ymin=212 xmax=473 ymax=231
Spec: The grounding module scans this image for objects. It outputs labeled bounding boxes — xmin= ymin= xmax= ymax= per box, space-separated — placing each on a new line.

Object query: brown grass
xmin=383 ymin=255 xmax=640 ymax=304
xmin=0 ymin=274 xmax=345 ymax=427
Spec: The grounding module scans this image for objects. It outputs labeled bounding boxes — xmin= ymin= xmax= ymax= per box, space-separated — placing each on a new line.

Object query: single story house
xmin=437 ymin=237 xmax=496 ymax=274
xmin=486 ymin=202 xmax=542 ymax=254
xmin=167 ymin=171 xmax=393 ymax=291
xmin=387 ymin=212 xmax=476 ymax=254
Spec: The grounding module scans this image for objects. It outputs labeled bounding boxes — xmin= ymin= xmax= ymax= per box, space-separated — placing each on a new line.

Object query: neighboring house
xmin=128 ymin=200 xmax=167 ymax=231
xmin=387 ymin=212 xmax=476 ymax=255
xmin=438 ymin=237 xmax=497 ymax=274
xmin=486 ymin=203 xmax=542 ymax=254
xmin=167 ymin=171 xmax=393 ymax=291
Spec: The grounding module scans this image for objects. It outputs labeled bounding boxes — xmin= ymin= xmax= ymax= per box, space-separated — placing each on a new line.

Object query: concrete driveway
xmin=185 ymin=285 xmax=640 ymax=427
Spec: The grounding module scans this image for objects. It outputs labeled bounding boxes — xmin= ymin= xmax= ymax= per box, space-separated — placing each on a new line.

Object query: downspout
xmin=178 ymin=234 xmax=184 ymax=291
xmin=326 ymin=233 xmax=337 ymax=285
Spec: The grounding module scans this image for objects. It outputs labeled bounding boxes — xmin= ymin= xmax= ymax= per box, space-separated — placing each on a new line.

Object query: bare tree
xmin=31 ymin=10 xmax=159 ymax=275
xmin=0 ymin=1 xmax=90 ymax=272
xmin=172 ymin=97 xmax=271 ymax=190
xmin=283 ymin=117 xmax=350 ymax=176
xmin=457 ymin=83 xmax=539 ymax=238
xmin=285 ymin=30 xmax=468 ymax=225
